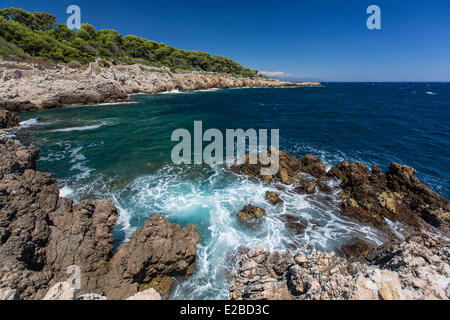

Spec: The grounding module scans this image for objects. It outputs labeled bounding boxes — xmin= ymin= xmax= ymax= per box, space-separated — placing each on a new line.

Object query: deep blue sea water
xmin=8 ymin=83 xmax=450 ymax=299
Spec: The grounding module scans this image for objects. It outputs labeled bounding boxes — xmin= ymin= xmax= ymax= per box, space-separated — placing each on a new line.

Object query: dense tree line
xmin=0 ymin=8 xmax=259 ymax=77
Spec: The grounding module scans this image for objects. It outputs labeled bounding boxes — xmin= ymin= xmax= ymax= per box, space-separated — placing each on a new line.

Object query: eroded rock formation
xmin=0 ymin=134 xmax=200 ymax=300
xmin=104 ymin=215 xmax=199 ymax=299
xmin=229 ymin=149 xmax=450 ymax=237
xmin=328 ymin=161 xmax=450 ymax=233
xmin=0 ymin=60 xmax=320 ymax=115
xmin=230 ymin=233 xmax=450 ymax=300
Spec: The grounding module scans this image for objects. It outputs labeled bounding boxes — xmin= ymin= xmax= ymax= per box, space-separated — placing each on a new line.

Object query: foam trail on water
xmin=19 ymin=118 xmax=38 ymax=128
xmin=111 ymin=163 xmax=385 ymax=300
xmin=51 ymin=124 xmax=104 ymax=132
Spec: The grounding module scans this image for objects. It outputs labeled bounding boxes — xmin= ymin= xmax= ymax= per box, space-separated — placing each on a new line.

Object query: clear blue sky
xmin=2 ymin=0 xmax=450 ymax=81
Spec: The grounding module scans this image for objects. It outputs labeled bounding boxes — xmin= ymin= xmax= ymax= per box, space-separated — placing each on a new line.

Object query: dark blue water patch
xmin=14 ymin=83 xmax=450 ymax=199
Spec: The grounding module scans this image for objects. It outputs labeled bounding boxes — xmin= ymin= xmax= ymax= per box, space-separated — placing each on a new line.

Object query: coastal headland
xmin=0 ymin=59 xmax=320 ymax=122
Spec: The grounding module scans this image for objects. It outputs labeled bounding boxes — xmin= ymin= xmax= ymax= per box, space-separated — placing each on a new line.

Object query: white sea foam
xmin=19 ymin=118 xmax=38 ymax=128
xmin=111 ymin=194 xmax=135 ymax=242
xmin=161 ymin=89 xmax=181 ymax=94
xmin=51 ymin=124 xmax=104 ymax=132
xmin=68 ymin=146 xmax=95 ymax=181
xmin=93 ymin=101 xmax=138 ymax=106
xmin=112 ymin=164 xmax=385 ymax=300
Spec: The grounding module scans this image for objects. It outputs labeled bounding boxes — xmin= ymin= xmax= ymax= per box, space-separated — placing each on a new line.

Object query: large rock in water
xmin=238 ymin=205 xmax=266 ymax=221
xmin=230 ymin=149 xmax=326 ymax=184
xmin=328 ymin=161 xmax=450 ymax=233
xmin=0 ymin=134 xmax=200 ymax=299
xmin=104 ymin=214 xmax=200 ymax=299
xmin=230 ymin=233 xmax=450 ymax=300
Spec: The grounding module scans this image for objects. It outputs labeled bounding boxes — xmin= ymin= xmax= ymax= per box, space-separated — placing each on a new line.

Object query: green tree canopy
xmin=0 ymin=7 xmax=258 ymax=77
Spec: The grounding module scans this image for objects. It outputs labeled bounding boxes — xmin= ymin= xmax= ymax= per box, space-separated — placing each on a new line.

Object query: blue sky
xmin=2 ymin=0 xmax=450 ymax=81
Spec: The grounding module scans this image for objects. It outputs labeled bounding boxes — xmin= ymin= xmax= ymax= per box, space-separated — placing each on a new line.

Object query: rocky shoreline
xmin=1 ymin=135 xmax=448 ymax=300
xmin=0 ymin=134 xmax=199 ymax=300
xmin=228 ymin=149 xmax=450 ymax=300
xmin=1 ymin=114 xmax=449 ymax=300
xmin=230 ymin=233 xmax=450 ymax=300
xmin=0 ymin=59 xmax=320 ymax=124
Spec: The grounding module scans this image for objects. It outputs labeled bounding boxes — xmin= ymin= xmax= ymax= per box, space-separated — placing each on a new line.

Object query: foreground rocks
xmin=0 ymin=60 xmax=320 ymax=115
xmin=42 ymin=283 xmax=160 ymax=301
xmin=230 ymin=233 xmax=450 ymax=300
xmin=0 ymin=134 xmax=200 ymax=300
xmin=104 ymin=215 xmax=199 ymax=299
xmin=230 ymin=149 xmax=450 ymax=237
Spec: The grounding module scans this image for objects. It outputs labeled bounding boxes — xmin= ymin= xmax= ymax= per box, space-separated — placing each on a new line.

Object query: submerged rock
xmin=283 ymin=215 xmax=307 ymax=234
xmin=230 ymin=233 xmax=450 ymax=300
xmin=238 ymin=205 xmax=266 ymax=221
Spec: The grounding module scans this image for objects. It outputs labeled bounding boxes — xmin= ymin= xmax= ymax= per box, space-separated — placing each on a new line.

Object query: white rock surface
xmin=42 ymin=282 xmax=76 ymax=300
xmin=125 ymin=288 xmax=162 ymax=300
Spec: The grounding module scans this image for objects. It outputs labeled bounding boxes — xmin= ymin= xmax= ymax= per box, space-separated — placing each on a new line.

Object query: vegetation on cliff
xmin=0 ymin=7 xmax=258 ymax=77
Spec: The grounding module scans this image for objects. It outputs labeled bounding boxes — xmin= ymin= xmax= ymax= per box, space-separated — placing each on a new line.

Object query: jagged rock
xmin=230 ymin=149 xmax=326 ymax=185
xmin=0 ymin=133 xmax=39 ymax=174
xmin=0 ymin=288 xmax=20 ymax=300
xmin=0 ymin=135 xmax=200 ymax=300
xmin=103 ymin=214 xmax=200 ymax=300
xmin=265 ymin=191 xmax=283 ymax=205
xmin=328 ymin=161 xmax=450 ymax=233
xmin=42 ymin=282 xmax=76 ymax=300
xmin=229 ymin=247 xmax=294 ymax=300
xmin=45 ymin=199 xmax=118 ymax=295
xmin=0 ymin=135 xmax=117 ymax=299
xmin=238 ymin=205 xmax=266 ymax=221
xmin=126 ymin=288 xmax=162 ymax=300
xmin=230 ymin=233 xmax=450 ymax=300
xmin=354 ymin=269 xmax=405 ymax=300
xmin=0 ymin=109 xmax=20 ymax=129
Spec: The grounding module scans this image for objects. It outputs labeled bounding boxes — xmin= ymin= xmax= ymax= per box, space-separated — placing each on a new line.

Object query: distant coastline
xmin=0 ymin=59 xmax=320 ymax=128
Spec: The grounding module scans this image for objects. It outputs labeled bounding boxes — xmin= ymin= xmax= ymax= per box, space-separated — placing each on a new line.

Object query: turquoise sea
xmin=9 ymin=83 xmax=450 ymax=299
